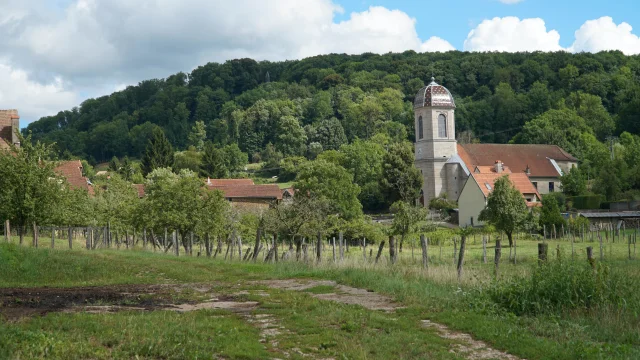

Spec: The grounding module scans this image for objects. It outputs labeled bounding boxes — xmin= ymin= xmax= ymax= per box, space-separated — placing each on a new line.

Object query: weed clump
xmin=483 ymin=261 xmax=636 ymax=316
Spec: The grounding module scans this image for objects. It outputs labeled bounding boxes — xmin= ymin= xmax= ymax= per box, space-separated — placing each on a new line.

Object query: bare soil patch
xmin=253 ymin=279 xmax=401 ymax=311
xmin=0 ymin=284 xmax=253 ymax=320
xmin=422 ymin=320 xmax=522 ymax=360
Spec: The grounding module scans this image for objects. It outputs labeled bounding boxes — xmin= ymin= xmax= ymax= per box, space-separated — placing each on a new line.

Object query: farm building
xmin=413 ymin=79 xmax=578 ymax=208
xmin=54 ymin=160 xmax=94 ymax=195
xmin=206 ymin=179 xmax=282 ymax=211
xmin=458 ymin=169 xmax=541 ymax=227
xmin=0 ymin=109 xmax=20 ymax=150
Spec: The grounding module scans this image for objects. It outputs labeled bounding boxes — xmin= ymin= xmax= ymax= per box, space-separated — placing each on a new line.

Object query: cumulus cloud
xmin=421 ymin=36 xmax=456 ymax=52
xmin=0 ymin=0 xmax=455 ymax=123
xmin=463 ymin=17 xmax=562 ymax=52
xmin=0 ymin=61 xmax=79 ymax=122
xmin=569 ymin=16 xmax=640 ymax=55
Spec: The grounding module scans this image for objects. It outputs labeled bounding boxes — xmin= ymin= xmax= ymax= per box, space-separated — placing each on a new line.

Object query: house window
xmin=549 ymin=182 xmax=555 ymax=192
xmin=532 ymin=182 xmax=538 ymax=190
xmin=438 ymin=114 xmax=447 ymax=138
xmin=418 ymin=115 xmax=423 ymax=139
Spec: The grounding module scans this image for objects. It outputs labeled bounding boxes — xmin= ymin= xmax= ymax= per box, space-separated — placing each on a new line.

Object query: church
xmin=413 ymin=79 xmax=578 ymax=225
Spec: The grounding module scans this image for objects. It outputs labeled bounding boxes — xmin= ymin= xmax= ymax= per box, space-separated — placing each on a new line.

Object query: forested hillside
xmin=26 ymin=50 xmax=640 ymax=202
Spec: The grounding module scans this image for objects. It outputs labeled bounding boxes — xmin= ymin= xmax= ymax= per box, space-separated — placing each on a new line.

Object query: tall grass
xmin=481 ymin=261 xmax=639 ymax=316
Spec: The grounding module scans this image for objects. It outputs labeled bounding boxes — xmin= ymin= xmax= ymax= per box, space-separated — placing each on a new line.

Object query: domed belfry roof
xmin=414 ymin=77 xmax=456 ymax=109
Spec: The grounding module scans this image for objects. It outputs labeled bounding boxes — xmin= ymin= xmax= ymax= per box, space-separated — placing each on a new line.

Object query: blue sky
xmin=336 ymin=0 xmax=639 ymax=49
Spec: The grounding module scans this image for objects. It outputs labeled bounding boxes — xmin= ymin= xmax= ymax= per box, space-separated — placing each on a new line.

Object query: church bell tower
xmin=414 ymin=77 xmax=457 ymax=207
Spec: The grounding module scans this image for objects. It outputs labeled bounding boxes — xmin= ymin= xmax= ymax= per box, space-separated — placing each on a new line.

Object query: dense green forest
xmin=25 ymin=50 xmax=640 ymax=203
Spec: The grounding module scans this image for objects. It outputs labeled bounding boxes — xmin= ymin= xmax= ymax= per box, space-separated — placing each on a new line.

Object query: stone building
xmin=0 ymin=109 xmax=20 ymax=150
xmin=414 ymin=79 xmax=578 ymax=208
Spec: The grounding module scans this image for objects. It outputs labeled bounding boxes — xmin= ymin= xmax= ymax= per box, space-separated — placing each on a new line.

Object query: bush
xmin=570 ymin=194 xmax=604 ymax=210
xmin=485 ymin=261 xmax=634 ymax=316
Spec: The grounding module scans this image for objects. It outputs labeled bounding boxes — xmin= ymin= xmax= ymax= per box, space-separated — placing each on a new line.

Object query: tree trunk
xmin=316 ymin=232 xmax=322 ymax=263
xmin=252 ymin=228 xmax=262 ymax=262
xmin=507 ymin=232 xmax=513 ymax=248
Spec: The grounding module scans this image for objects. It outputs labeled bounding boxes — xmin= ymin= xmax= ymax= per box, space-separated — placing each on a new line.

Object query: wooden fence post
xmin=51 ymin=227 xmax=55 ymax=249
xmin=339 ymin=231 xmax=344 ymax=261
xmin=453 ymin=238 xmax=457 ymax=265
xmin=3 ymin=220 xmax=8 ymax=242
xmin=482 ymin=236 xmax=487 ymax=264
xmin=68 ymin=227 xmax=73 ymax=249
xmin=389 ymin=236 xmax=396 ymax=265
xmin=420 ymin=234 xmax=428 ymax=270
xmin=238 ymin=236 xmax=242 ymax=259
xmin=375 ymin=241 xmax=385 ymax=265
xmin=587 ymin=246 xmax=595 ymax=269
xmin=363 ymin=238 xmax=367 ymax=262
xmin=86 ymin=227 xmax=91 ymax=250
xmin=494 ymin=240 xmax=502 ymax=277
xmin=538 ymin=243 xmax=548 ymax=264
xmin=457 ymin=235 xmax=466 ymax=281
xmin=32 ymin=222 xmax=38 ymax=248
xmin=332 ymin=237 xmax=336 ymax=263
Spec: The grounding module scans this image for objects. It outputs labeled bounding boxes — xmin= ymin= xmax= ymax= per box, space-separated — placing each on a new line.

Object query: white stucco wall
xmin=458 ymin=177 xmax=487 ymax=228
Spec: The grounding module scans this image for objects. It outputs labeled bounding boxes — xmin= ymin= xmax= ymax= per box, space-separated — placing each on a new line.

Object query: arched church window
xmin=438 ymin=114 xmax=447 ymax=138
xmin=418 ymin=116 xmax=423 ymax=139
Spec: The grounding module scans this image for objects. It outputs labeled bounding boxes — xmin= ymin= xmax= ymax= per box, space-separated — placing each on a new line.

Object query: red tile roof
xmin=208 ymin=184 xmax=283 ymax=200
xmin=458 ymin=144 xmax=577 ymax=178
xmin=473 ymin=165 xmax=512 ymax=174
xmin=54 ymin=160 xmax=94 ymax=195
xmin=471 ymin=172 xmax=541 ymax=206
xmin=207 ymin=178 xmax=255 ymax=186
xmin=132 ymin=184 xmax=145 ymax=198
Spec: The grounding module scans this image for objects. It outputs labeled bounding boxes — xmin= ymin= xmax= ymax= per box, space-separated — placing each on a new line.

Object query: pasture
xmin=0 ymin=229 xmax=639 ymax=359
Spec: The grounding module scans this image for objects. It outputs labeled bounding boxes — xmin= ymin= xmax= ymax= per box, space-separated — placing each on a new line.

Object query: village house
xmin=413 ymin=78 xmax=577 ymax=225
xmin=205 ymin=178 xmax=282 ymax=211
xmin=54 ymin=160 xmax=95 ymax=195
xmin=457 ymin=164 xmax=541 ymax=227
xmin=0 ymin=109 xmax=20 ymax=150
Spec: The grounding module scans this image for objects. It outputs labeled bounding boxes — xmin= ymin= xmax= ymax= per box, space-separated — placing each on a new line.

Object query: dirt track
xmin=0 ymin=281 xmax=521 ymax=360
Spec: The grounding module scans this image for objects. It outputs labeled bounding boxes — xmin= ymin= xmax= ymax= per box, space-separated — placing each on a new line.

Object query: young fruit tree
xmin=478 ymin=176 xmax=531 ymax=248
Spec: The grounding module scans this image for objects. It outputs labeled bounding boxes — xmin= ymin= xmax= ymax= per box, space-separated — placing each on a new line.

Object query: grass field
xmin=1 ymin=233 xmax=639 ymax=359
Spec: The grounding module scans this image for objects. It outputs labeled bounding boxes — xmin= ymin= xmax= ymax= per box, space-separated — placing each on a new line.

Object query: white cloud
xmin=463 ymin=17 xmax=563 ymax=52
xmin=498 ymin=0 xmax=524 ymax=4
xmin=569 ymin=16 xmax=640 ymax=55
xmin=0 ymin=1 xmax=455 ymax=124
xmin=421 ymin=36 xmax=456 ymax=52
xmin=0 ymin=61 xmax=79 ymax=123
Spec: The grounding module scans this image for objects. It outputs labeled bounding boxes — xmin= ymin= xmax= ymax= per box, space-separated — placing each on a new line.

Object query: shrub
xmin=571 ymin=194 xmax=604 ymax=210
xmin=485 ymin=261 xmax=635 ymax=316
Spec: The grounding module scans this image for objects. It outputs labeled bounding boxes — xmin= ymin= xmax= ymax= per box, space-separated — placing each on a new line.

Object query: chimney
xmin=525 ymin=164 xmax=531 ymax=176
xmin=494 ymin=160 xmax=503 ymax=174
xmin=207 ymin=177 xmax=211 ymax=185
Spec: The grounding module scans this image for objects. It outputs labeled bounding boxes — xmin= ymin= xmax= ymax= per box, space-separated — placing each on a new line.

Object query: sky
xmin=0 ymin=0 xmax=639 ymax=126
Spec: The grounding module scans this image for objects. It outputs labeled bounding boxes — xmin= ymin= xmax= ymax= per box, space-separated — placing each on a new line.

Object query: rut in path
xmin=255 ymin=279 xmax=523 ymax=360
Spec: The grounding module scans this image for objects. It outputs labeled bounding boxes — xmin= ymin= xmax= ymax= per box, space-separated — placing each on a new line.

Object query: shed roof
xmin=208 ymin=184 xmax=283 ymax=200
xmin=458 ymin=143 xmax=577 ymax=178
xmin=578 ymin=212 xmax=640 ymax=219
xmin=207 ymin=178 xmax=255 ymax=186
